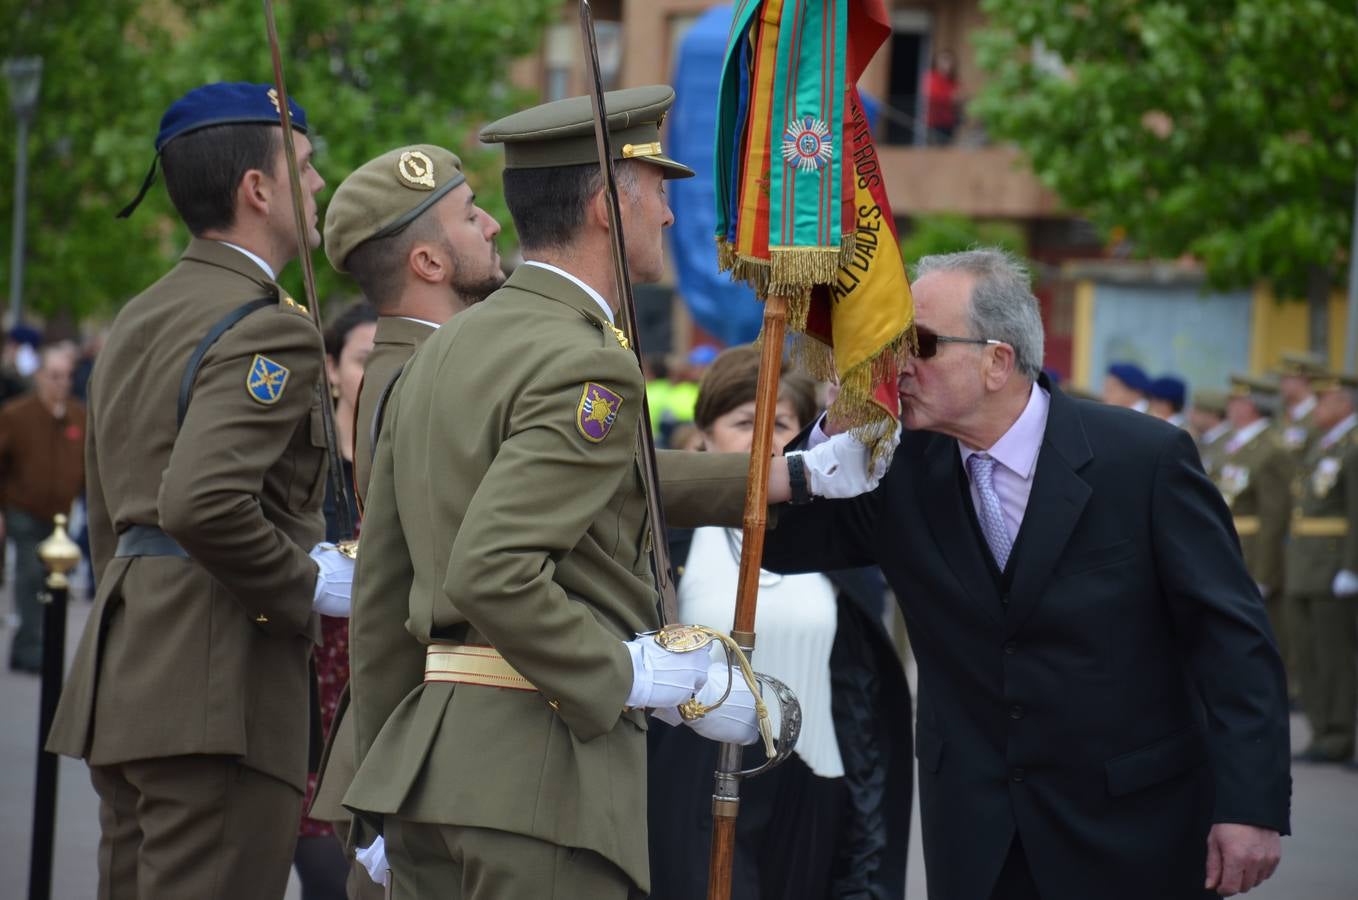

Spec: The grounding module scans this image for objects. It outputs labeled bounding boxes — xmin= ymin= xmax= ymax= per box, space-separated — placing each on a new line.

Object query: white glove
xmin=1333 ymin=569 xmax=1358 ymax=597
xmin=797 ymin=425 xmax=899 ymax=499
xmin=674 ymin=661 xmax=761 ymax=746
xmin=310 ymin=543 xmax=354 ymax=617
xmin=355 ymin=836 xmax=389 ymax=886
xmin=624 ymin=636 xmax=710 ymax=709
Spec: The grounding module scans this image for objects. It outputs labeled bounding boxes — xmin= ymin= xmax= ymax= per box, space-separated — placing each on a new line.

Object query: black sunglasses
xmin=915 ymin=324 xmax=1002 ymax=359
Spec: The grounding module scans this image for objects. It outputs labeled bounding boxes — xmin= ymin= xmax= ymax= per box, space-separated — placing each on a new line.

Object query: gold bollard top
xmin=39 ymin=514 xmax=82 ymax=580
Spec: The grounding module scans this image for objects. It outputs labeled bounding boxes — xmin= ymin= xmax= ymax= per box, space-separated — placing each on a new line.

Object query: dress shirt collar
xmin=520 ymin=260 xmax=614 ymax=324
xmin=1289 ymin=395 xmax=1316 ymax=422
xmin=397 ymin=316 xmax=439 ymax=329
xmin=1202 ymin=420 xmax=1233 ymax=445
xmin=958 ymin=382 xmax=1050 ymax=479
xmin=217 ymin=241 xmax=276 ymax=281
xmin=1226 ymin=417 xmax=1270 ymax=453
xmin=1319 ymin=413 xmax=1358 ymax=451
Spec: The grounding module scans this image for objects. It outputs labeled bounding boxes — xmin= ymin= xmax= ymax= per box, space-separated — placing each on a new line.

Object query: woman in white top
xmin=647 ymin=346 xmax=912 ymax=899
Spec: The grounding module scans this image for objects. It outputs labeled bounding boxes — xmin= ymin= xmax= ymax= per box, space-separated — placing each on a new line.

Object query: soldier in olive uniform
xmin=311 ymin=143 xmax=504 ymax=899
xmin=1276 ymin=350 xmax=1326 ymax=456
xmin=44 ymin=84 xmax=355 ymax=899
xmin=343 ymin=86 xmax=889 ymax=899
xmin=1189 ymin=387 xmax=1232 ymax=479
xmin=323 ymin=144 xmax=505 ymax=502
xmin=1217 ymin=375 xmax=1293 ymax=668
xmin=1287 ymin=371 xmax=1358 ymax=763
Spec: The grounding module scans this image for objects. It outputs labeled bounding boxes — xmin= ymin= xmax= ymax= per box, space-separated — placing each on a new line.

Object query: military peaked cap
xmin=479 ymin=85 xmax=694 ymax=178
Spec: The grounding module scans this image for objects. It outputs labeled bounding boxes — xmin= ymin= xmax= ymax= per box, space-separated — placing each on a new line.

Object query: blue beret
xmin=1148 ymin=375 xmax=1186 ymax=407
xmin=1106 ymin=362 xmax=1150 ymax=394
xmin=156 ymin=81 xmax=307 ymax=151
xmin=118 ymin=82 xmax=308 ymax=219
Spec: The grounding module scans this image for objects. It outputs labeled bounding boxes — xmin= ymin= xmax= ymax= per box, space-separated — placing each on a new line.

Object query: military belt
xmin=1292 ymin=517 xmax=1348 ymax=537
xmin=114 ymin=525 xmax=189 ymax=559
xmin=1233 ymin=516 xmax=1260 ymax=536
xmin=424 ymin=643 xmax=537 ymax=693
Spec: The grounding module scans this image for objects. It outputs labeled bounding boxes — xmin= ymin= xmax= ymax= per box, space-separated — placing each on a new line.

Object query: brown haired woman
xmin=647 ymin=345 xmax=913 ymax=899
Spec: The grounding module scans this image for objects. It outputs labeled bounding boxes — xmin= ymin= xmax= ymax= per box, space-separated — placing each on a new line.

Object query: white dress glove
xmin=662 ymin=661 xmax=760 ymax=746
xmin=1332 ymin=569 xmax=1358 ymax=597
xmin=310 ymin=543 xmax=354 ymax=618
xmin=355 ymin=836 xmax=388 ymax=886
xmin=624 ymin=636 xmax=710 ymax=709
xmin=798 ymin=425 xmax=899 ymax=499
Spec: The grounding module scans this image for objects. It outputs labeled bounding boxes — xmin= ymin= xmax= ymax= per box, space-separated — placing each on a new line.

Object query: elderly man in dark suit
xmin=767 ymin=248 xmax=1290 ymax=900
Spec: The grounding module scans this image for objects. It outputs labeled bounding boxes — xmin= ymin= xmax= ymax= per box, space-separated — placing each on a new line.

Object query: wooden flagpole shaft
xmin=705 ymin=290 xmax=789 ymax=900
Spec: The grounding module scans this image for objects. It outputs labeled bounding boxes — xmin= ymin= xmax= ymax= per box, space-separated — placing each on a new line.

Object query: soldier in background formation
xmin=1277 ymin=351 xmax=1326 ymax=455
xmin=1189 ymin=388 xmax=1231 ymax=478
xmin=1215 ymin=375 xmax=1293 ymax=679
xmin=1286 ymin=371 xmax=1358 ymax=764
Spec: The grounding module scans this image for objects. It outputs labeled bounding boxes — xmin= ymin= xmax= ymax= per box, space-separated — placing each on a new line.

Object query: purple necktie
xmin=967 ymin=453 xmax=1012 ymax=570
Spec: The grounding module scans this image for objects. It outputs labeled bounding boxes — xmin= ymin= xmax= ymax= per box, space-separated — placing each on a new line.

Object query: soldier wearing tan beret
xmin=309 ymin=144 xmax=504 ymax=899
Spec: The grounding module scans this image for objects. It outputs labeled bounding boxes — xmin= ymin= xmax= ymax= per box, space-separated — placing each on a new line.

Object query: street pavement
xmin=3 ymin=591 xmax=1356 ymax=898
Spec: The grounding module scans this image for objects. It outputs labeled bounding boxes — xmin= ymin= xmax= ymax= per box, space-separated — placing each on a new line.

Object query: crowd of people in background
xmin=1094 ymin=356 xmax=1358 ymax=768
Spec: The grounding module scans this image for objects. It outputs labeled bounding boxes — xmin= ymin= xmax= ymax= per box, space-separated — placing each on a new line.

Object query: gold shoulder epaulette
xmin=279 ymin=293 xmax=310 ymax=316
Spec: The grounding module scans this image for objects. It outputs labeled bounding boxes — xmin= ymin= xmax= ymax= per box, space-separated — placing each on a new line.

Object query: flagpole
xmin=706 ymin=289 xmax=788 ymax=900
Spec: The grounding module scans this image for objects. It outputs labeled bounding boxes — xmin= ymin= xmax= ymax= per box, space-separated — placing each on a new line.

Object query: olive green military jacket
xmin=1285 ymin=418 xmax=1358 ymax=596
xmin=344 ymin=264 xmax=750 ymax=891
xmin=1215 ymin=425 xmax=1292 ymax=593
xmin=311 ymin=315 xmax=433 ymax=823
xmin=46 ymin=239 xmax=326 ymax=792
xmin=1197 ymin=423 xmax=1232 ymax=480
xmin=353 ymin=316 xmax=436 ymax=503
xmin=1280 ymin=405 xmax=1316 ymax=457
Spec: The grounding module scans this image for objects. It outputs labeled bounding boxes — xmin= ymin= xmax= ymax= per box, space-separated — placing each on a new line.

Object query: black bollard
xmin=28 ymin=514 xmax=80 ymax=900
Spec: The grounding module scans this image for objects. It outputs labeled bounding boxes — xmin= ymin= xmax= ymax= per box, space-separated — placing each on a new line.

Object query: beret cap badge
xmin=398 ymin=150 xmax=437 ymax=190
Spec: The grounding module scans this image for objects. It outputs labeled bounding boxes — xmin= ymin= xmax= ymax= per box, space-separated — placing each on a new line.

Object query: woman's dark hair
xmin=323 ymin=301 xmax=379 ymax=360
xmin=161 ymin=124 xmax=279 ymax=235
xmin=693 ymin=345 xmax=819 ymax=432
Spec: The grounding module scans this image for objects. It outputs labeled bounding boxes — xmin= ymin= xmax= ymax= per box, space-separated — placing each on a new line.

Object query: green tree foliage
xmin=1 ymin=0 xmax=559 ymax=322
xmin=900 ymin=214 xmax=1027 ymax=271
xmin=973 ymin=0 xmax=1358 ymax=299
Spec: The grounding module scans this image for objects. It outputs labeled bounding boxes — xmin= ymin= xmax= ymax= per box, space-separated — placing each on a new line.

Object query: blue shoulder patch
xmin=247 ymin=354 xmax=290 ymax=405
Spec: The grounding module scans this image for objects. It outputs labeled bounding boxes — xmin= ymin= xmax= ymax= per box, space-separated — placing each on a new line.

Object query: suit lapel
xmin=1005 ymin=382 xmax=1093 ymax=632
xmin=919 ymin=432 xmax=1005 ymax=623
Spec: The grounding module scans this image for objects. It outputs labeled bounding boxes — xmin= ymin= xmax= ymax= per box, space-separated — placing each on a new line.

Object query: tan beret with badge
xmin=324 ymin=144 xmax=467 ymax=272
xmin=478 ymin=84 xmax=694 ymax=179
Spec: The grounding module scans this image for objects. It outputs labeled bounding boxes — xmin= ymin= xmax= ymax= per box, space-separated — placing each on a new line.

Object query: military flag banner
xmin=715 ymin=0 xmax=914 ymax=458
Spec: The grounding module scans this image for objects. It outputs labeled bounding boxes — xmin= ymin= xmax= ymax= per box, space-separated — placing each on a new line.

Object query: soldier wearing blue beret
xmin=47 ymin=82 xmax=355 ymax=900
xmin=1101 ymin=361 xmax=1151 ymax=412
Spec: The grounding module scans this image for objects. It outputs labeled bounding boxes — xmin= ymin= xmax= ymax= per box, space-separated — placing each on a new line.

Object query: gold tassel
xmin=715 ymin=238 xmax=736 ymax=273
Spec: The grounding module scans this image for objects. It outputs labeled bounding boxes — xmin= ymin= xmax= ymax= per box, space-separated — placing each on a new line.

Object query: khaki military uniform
xmin=312 ymin=314 xmax=435 ymax=900
xmin=1197 ymin=422 xmax=1233 ymax=480
xmin=345 ymin=264 xmax=751 ymax=898
xmin=1285 ymin=418 xmax=1358 ymax=761
xmin=46 ymin=238 xmax=326 ymax=899
xmin=1216 ymin=425 xmax=1293 ymax=653
xmin=1281 ymin=403 xmax=1317 ymax=458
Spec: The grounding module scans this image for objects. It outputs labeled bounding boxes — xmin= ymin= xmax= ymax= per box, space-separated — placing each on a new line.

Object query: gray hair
xmin=913 ymin=247 xmax=1045 ymax=380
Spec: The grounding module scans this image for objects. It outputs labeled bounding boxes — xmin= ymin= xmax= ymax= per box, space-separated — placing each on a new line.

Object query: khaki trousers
xmin=384 ymin=819 xmax=641 ymax=900
xmin=89 ymin=755 xmax=302 ymax=900
xmin=1294 ymin=590 xmax=1358 ymax=759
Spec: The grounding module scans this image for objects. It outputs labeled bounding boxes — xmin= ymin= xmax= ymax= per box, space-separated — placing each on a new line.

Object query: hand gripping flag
xmin=715 ymin=0 xmax=914 ymax=458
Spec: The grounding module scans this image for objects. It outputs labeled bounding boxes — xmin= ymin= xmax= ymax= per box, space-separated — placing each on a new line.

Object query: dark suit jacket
xmin=764 ymin=379 xmax=1290 ymax=900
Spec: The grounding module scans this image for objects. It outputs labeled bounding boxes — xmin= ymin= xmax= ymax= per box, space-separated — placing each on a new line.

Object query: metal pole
xmin=1345 ymin=165 xmax=1358 ymax=372
xmin=8 ymin=112 xmax=30 ymax=327
xmin=28 ymin=514 xmax=79 ymax=900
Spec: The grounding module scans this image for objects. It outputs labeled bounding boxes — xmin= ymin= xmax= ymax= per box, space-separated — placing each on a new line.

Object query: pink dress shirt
xmin=957 ymin=383 xmax=1051 ymax=544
